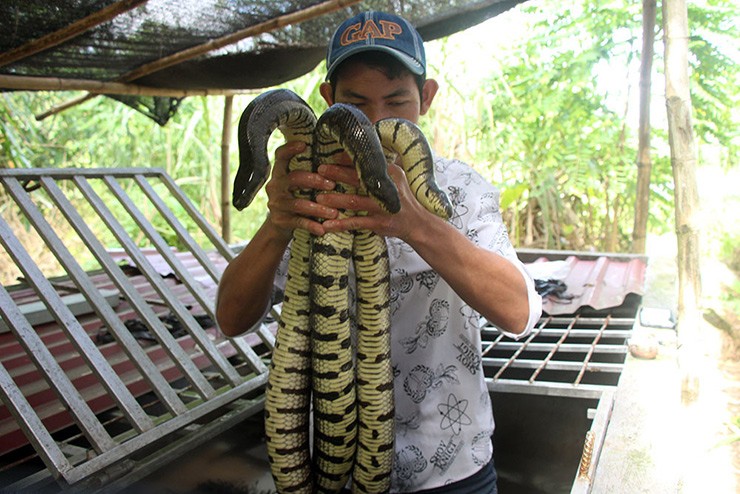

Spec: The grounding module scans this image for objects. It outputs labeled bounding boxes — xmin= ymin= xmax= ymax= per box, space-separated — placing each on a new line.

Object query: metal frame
xmin=482 ymin=311 xmax=635 ymax=494
xmin=0 ymin=168 xmax=272 ymax=489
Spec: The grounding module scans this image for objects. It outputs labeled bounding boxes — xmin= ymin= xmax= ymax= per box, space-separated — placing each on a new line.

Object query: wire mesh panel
xmin=0 ymin=168 xmax=271 ymax=489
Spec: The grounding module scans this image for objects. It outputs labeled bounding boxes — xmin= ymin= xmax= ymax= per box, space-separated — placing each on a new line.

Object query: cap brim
xmin=326 ymin=45 xmax=425 ymax=81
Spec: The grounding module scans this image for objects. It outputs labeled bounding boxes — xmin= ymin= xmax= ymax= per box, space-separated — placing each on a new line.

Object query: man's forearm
xmin=216 ymin=220 xmax=290 ymax=337
xmin=406 ymin=214 xmax=531 ymax=335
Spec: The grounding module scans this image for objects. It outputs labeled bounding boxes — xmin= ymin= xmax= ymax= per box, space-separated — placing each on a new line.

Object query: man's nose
xmin=362 ymin=106 xmax=389 ymax=124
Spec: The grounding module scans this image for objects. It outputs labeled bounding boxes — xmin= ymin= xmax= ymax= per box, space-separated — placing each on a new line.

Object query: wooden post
xmin=221 ymin=95 xmax=234 ymax=243
xmin=632 ymin=0 xmax=656 ymax=254
xmin=663 ymin=0 xmax=702 ymax=403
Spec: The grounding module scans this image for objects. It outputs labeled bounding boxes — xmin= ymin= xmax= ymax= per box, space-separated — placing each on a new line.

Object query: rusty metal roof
xmin=518 ymin=249 xmax=647 ymax=318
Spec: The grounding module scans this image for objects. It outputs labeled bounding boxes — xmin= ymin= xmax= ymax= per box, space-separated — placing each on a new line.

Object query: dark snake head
xmin=233 ymin=89 xmax=314 ymax=211
xmin=233 ymin=96 xmax=271 ymax=211
xmin=315 ymin=104 xmax=401 ymax=214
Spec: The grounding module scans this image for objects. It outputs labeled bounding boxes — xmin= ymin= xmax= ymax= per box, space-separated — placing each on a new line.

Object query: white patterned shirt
xmin=273 ymin=156 xmax=542 ymax=492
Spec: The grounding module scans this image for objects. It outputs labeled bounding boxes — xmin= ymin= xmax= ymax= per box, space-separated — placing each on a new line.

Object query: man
xmin=217 ymin=10 xmax=542 ymax=493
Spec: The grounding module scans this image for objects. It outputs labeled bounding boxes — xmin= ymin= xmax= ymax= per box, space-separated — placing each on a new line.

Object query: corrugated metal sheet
xmin=519 ymin=249 xmax=647 ymax=317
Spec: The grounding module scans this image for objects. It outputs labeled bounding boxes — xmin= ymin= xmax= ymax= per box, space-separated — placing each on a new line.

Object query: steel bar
xmin=575 ymin=316 xmax=610 ymax=386
xmin=0 ymin=280 xmax=116 ymax=456
xmin=133 ymin=175 xmax=222 ymax=284
xmin=101 ymin=175 xmax=241 ymax=386
xmin=486 ymin=342 xmax=627 ymax=355
xmin=103 ymin=175 xmax=219 ymax=318
xmin=0 ymin=167 xmax=163 ymax=178
xmin=228 ymin=336 xmax=269 ymax=375
xmin=482 ymin=327 xmax=633 ymax=340
xmin=491 ymin=318 xmax=547 ymax=380
xmin=90 ymin=396 xmax=266 ymax=493
xmin=484 ymin=357 xmax=623 ymax=374
xmin=57 ymin=373 xmax=267 ymax=485
xmin=41 ymin=177 xmax=187 ymax=416
xmin=486 ymin=379 xmax=608 ymax=400
xmin=480 ymin=331 xmax=505 ymax=358
xmin=2 ymin=179 xmax=154 ymax=433
xmin=484 ymin=316 xmax=636 ymax=328
xmin=72 ymin=176 xmax=217 ymax=399
xmin=0 ymin=358 xmax=74 ymax=481
xmin=156 ymin=172 xmax=235 ymax=261
xmin=529 ymin=316 xmax=579 ymax=383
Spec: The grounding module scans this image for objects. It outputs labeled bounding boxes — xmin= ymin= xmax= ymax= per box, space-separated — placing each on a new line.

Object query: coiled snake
xmin=233 ymin=89 xmax=452 ymax=493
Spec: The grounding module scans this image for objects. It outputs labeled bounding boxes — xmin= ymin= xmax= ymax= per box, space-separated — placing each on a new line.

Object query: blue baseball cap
xmin=326 ymin=11 xmax=426 ymax=80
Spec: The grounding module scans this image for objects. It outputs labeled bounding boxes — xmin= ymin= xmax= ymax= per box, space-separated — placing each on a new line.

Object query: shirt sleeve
xmin=450 ymin=164 xmax=542 ymax=339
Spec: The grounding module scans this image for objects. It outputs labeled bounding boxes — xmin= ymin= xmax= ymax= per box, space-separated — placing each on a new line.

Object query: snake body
xmin=234 ymin=89 xmax=451 ymax=493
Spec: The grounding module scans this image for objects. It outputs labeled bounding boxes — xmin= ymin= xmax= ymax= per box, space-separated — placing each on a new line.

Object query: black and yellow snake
xmin=233 ymin=89 xmax=452 ymax=493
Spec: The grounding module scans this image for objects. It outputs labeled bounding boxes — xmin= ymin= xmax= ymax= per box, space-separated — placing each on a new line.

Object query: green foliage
xmin=686 ymin=0 xmax=739 ymax=164
xmin=0 ymin=0 xmax=737 ymax=255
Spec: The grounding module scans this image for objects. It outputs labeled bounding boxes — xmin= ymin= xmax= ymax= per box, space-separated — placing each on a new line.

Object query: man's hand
xmin=264 ymin=141 xmax=338 ymax=238
xmin=315 ymin=156 xmax=431 ymax=242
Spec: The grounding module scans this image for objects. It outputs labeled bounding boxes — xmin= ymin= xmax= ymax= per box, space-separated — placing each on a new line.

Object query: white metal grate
xmin=0 ymin=168 xmax=271 ymax=490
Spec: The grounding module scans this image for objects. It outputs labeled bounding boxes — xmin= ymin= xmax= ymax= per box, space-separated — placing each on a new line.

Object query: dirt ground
xmin=640 ymin=233 xmax=740 ymax=493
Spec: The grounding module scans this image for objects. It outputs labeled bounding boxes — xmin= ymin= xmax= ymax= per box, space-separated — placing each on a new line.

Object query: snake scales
xmin=233 ymin=89 xmax=452 ymax=493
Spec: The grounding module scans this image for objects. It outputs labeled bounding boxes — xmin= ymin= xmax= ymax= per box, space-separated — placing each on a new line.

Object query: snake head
xmin=233 ymin=89 xmax=314 ymax=211
xmin=315 ymin=104 xmax=401 ymax=214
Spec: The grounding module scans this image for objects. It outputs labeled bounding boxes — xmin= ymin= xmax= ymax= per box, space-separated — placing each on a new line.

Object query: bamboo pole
xmin=632 ymin=0 xmax=657 ymax=254
xmin=663 ymin=0 xmax=702 ymax=404
xmin=0 ymin=0 xmax=148 ymax=68
xmin=221 ymin=96 xmax=234 ymax=243
xmin=0 ymin=74 xmax=254 ymax=97
xmin=34 ymin=0 xmax=364 ymax=120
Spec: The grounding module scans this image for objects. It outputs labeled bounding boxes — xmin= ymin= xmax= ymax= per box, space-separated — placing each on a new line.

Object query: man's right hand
xmin=263 ymin=141 xmax=339 ymax=238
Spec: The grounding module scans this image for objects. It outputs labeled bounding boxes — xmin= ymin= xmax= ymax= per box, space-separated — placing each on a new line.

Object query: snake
xmin=233 ymin=88 xmax=452 ymax=493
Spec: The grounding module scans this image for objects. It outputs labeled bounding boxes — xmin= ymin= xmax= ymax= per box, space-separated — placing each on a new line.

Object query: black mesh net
xmin=1 ymin=0 xmax=526 ymax=124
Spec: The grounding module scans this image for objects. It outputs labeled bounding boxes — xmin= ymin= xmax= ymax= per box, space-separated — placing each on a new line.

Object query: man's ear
xmin=419 ymin=78 xmax=439 ymax=116
xmin=319 ymin=82 xmax=334 ymax=106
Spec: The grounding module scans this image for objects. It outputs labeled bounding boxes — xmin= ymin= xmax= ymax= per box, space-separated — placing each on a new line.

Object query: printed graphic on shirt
xmin=402 ymin=363 xmax=459 ymax=403
xmin=454 ymin=334 xmax=482 ymax=375
xmin=487 ymin=222 xmax=516 ymax=257
xmin=456 ymin=167 xmax=484 ymax=187
xmin=390 ymin=267 xmax=413 ymax=315
xmin=471 ymin=429 xmax=494 ymax=467
xmin=430 ymin=435 xmax=463 ymax=476
xmin=415 ymin=270 xmax=439 ymax=294
xmin=393 ymin=444 xmax=428 ymax=490
xmin=400 ymin=299 xmax=450 ymax=353
xmin=435 ymin=159 xmax=451 ymax=174
xmin=466 ymin=227 xmax=480 ymax=246
xmin=396 ymin=411 xmax=420 ymax=437
xmin=437 ymin=393 xmax=472 ymax=436
xmin=477 ymin=191 xmax=501 ymax=223
xmin=446 ymin=185 xmax=469 ymax=230
xmin=388 ymin=237 xmax=415 ymax=260
xmin=459 ymin=304 xmax=479 ymax=332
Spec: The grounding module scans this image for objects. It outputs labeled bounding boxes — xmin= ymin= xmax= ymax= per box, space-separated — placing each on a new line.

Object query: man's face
xmin=322 ymin=60 xmax=436 ymax=125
